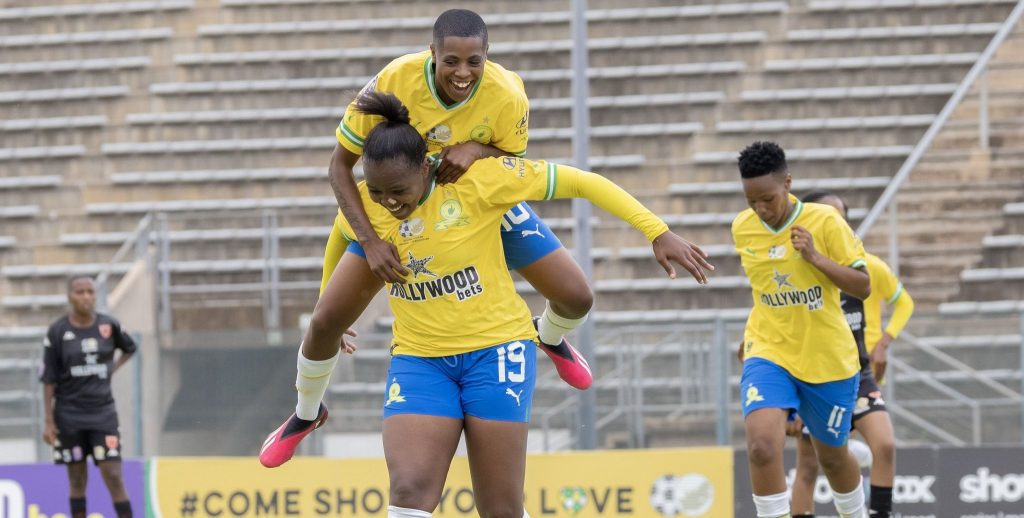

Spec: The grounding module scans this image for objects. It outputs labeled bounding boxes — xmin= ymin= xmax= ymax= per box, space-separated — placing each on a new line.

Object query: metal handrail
xmin=96 ymin=213 xmax=153 ymax=311
xmin=886 ymin=401 xmax=966 ymax=446
xmin=898 ymin=332 xmax=1023 ymax=400
xmin=890 ymin=356 xmax=982 ymax=443
xmin=857 ymin=0 xmax=1024 ymax=236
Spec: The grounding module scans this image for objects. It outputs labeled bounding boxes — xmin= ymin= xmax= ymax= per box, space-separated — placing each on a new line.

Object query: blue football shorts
xmin=740 ymin=357 xmax=859 ymax=447
xmin=381 ymin=339 xmax=538 ymax=422
xmin=345 ymin=202 xmax=561 ymax=271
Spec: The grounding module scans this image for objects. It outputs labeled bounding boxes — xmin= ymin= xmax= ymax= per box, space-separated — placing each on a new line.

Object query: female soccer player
xmin=733 ymin=142 xmax=870 ymax=518
xmin=788 ymin=191 xmax=913 ymax=518
xmin=262 ymin=92 xmax=713 ymax=518
xmin=324 ymin=9 xmax=685 ymax=392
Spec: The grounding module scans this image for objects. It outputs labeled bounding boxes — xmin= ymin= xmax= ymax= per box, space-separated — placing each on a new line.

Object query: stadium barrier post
xmin=979 ymin=69 xmax=989 ymax=149
xmin=570 ymin=0 xmax=597 ymax=450
xmin=888 ymin=203 xmax=900 ymax=277
xmin=714 ymin=317 xmax=730 ymax=445
xmin=157 ymin=213 xmax=172 ymax=343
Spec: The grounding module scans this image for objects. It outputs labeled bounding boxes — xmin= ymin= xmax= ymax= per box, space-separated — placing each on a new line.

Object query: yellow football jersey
xmin=336 ymin=50 xmax=529 ymax=157
xmin=335 ymin=158 xmax=562 ymax=357
xmin=734 ymin=195 xmax=867 ymax=383
xmin=863 ymin=252 xmax=906 ymax=352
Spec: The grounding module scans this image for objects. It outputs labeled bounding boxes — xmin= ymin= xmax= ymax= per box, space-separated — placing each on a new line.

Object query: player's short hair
xmin=802 ymin=190 xmax=848 ymax=218
xmin=738 ymin=141 xmax=787 ymax=179
xmin=355 ymin=91 xmax=427 ymax=169
xmin=433 ymin=9 xmax=488 ymax=48
xmin=66 ymin=274 xmax=94 ymax=292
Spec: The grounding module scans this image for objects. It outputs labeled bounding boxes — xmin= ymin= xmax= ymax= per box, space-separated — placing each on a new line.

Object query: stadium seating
xmin=2 ymin=0 xmax=1021 ymax=449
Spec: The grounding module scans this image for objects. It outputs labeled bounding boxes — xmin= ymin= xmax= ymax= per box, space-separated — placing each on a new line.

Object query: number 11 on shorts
xmin=828 ymin=405 xmax=846 ymax=429
xmin=497 ymin=341 xmax=526 ymax=383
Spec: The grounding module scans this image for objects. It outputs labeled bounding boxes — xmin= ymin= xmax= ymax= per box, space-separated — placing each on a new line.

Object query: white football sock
xmin=831 ymin=477 xmax=867 ymax=518
xmin=387 ymin=505 xmax=431 ymax=517
xmin=538 ymin=302 xmax=588 ymax=346
xmin=295 ymin=347 xmax=338 ymax=420
xmin=752 ymin=491 xmax=791 ymax=518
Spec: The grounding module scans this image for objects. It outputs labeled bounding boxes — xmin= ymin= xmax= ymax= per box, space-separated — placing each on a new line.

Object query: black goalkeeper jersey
xmin=41 ymin=313 xmax=136 ymax=427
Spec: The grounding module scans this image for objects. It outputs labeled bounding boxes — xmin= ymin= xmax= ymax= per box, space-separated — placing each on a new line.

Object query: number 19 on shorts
xmin=497 ymin=341 xmax=526 ymax=383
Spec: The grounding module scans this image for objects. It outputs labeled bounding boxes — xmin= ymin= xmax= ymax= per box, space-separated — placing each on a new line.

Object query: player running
xmin=260 ymin=93 xmax=713 ymax=518
xmin=733 ymin=142 xmax=870 ymax=518
xmin=324 ymin=9 xmax=606 ymax=392
xmin=788 ymin=191 xmax=914 ymax=518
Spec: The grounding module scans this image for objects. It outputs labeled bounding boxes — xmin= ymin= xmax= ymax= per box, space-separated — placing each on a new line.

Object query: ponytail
xmin=355 ymin=91 xmax=426 ymax=168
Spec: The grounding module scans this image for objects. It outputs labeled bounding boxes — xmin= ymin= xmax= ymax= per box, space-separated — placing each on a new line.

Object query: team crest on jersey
xmin=98 ymin=323 xmax=112 ymax=339
xmin=426 ymin=124 xmax=451 ymax=144
xmin=435 ymin=198 xmax=470 ymax=230
xmin=471 ymin=125 xmax=493 ymax=144
xmin=768 ymin=245 xmax=786 ymax=259
xmin=398 ymin=218 xmax=425 ymax=238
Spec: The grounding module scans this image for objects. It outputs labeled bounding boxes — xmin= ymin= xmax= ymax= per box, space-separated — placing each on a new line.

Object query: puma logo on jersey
xmin=505 ymin=388 xmax=523 ymax=406
xmin=520 ymin=225 xmax=544 ymax=239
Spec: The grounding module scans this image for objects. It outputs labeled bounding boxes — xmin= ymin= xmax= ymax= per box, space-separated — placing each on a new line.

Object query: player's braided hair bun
xmin=355 ymin=91 xmax=426 ymax=168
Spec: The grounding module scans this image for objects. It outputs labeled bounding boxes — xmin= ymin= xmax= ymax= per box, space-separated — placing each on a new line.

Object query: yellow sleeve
xmin=822 ymin=211 xmax=866 ymax=269
xmin=477 ymin=158 xmax=667 ymax=241
xmin=319 ymin=214 xmax=351 ymax=296
xmin=868 ymin=255 xmax=914 ymax=338
xmin=491 ymin=81 xmax=529 ymax=156
xmin=335 ymin=75 xmax=381 ymax=155
xmin=551 ymin=164 xmax=669 ymax=242
xmin=885 ymin=286 xmax=914 ymax=338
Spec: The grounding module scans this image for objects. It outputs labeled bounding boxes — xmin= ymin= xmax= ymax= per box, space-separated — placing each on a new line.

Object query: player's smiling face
xmin=430 ymin=36 xmax=486 ymax=105
xmin=742 ymin=171 xmax=793 ymax=229
xmin=365 ymin=157 xmax=432 ymax=220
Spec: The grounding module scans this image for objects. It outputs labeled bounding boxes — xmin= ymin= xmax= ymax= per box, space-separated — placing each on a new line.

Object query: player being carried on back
xmin=319 ymin=8 xmax=711 ymax=395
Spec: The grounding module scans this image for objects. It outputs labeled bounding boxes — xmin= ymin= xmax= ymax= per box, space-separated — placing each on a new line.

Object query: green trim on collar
xmin=424 ymin=55 xmax=483 ymax=111
xmin=760 ymin=198 xmax=803 ymax=234
xmin=417 ymin=177 xmax=436 ymax=207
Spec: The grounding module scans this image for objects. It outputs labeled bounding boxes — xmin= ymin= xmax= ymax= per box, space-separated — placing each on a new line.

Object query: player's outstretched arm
xmin=328 ymin=144 xmax=409 ymax=283
xmin=551 ymin=166 xmax=714 ymax=284
xmin=651 ymin=231 xmax=713 ymax=285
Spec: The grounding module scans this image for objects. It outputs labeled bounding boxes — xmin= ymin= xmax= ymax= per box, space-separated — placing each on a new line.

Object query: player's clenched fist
xmin=791 ymin=225 xmax=820 ymax=263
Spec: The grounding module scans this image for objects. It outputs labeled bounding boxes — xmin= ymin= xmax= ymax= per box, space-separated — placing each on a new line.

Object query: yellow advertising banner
xmin=150 ymin=447 xmax=732 ymax=517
